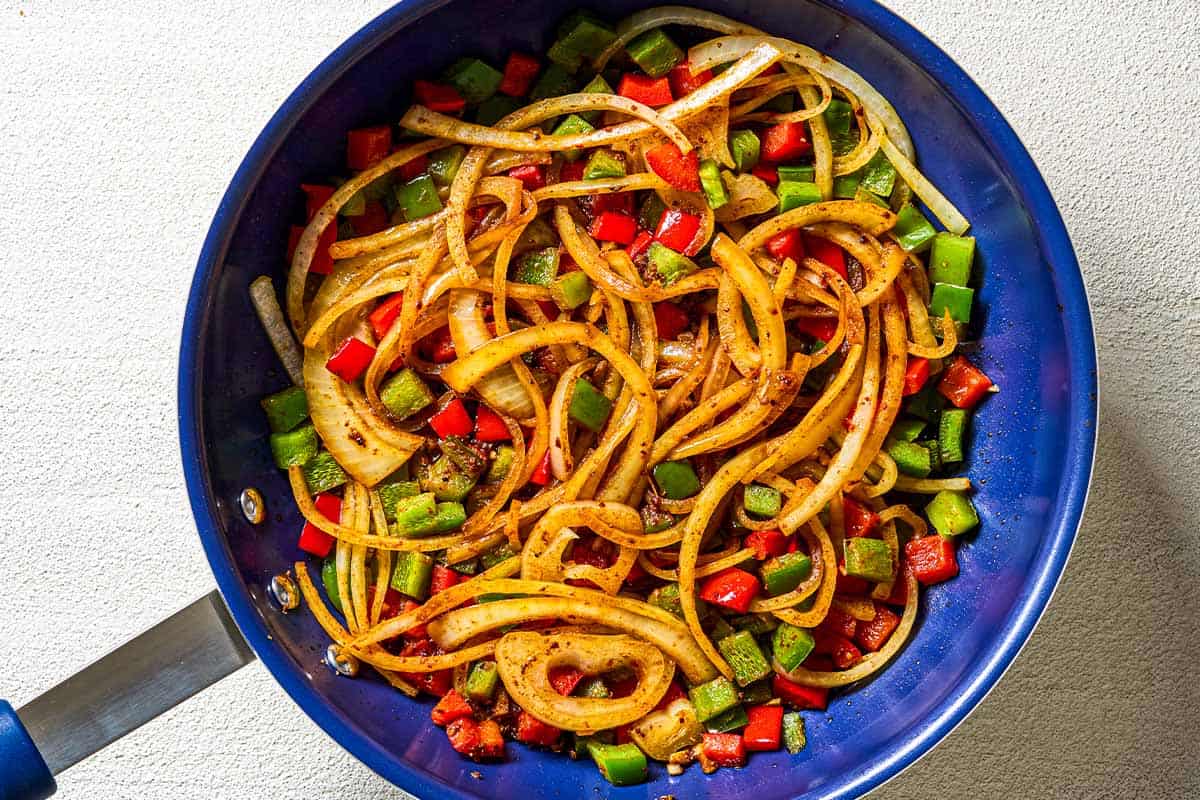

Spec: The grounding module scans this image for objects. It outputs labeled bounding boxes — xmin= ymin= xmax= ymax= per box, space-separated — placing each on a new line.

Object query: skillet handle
xmin=1 ymin=591 xmax=256 ymax=798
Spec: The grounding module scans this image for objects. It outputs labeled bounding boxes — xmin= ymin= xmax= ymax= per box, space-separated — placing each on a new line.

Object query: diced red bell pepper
xmin=590 ymin=211 xmax=638 ymax=244
xmin=473 ymin=405 xmax=511 ymax=442
xmin=668 ymin=61 xmax=714 ymax=97
xmin=398 ymin=600 xmax=429 ymax=639
xmin=588 ymin=191 xmax=635 ymax=216
xmin=802 ymin=235 xmax=848 ymax=280
xmin=618 ymin=73 xmax=673 ymax=107
xmin=813 ymin=629 xmax=863 ymax=669
xmin=938 ymin=355 xmax=993 ymax=409
xmin=422 ymin=326 xmax=457 ymax=363
xmin=795 ymin=315 xmax=838 ymax=343
xmin=429 ymin=398 xmax=474 ymax=438
xmin=347 ymin=125 xmax=392 ymax=171
xmin=446 ymin=717 xmax=481 ymax=755
xmin=499 ymin=52 xmax=540 ymax=97
xmin=905 ymin=535 xmax=959 ymax=585
xmin=353 ymin=200 xmax=391 ymax=237
xmin=615 ymin=724 xmax=634 ymax=744
xmin=549 ymin=666 xmax=585 ymax=696
xmin=802 ymin=653 xmax=834 ymax=672
xmin=559 ymin=159 xmax=586 ymax=183
xmin=375 ymin=587 xmax=406 ymax=620
xmin=745 ymin=529 xmax=788 ymax=559
xmin=608 ymin=673 xmax=639 ymax=699
xmin=516 ymin=710 xmax=561 ymax=746
xmin=368 ymin=293 xmax=405 ymax=340
xmin=772 ymin=674 xmax=829 ymax=710
xmin=476 ymin=719 xmax=505 ymax=759
xmin=653 ymin=300 xmax=691 ymax=340
xmin=842 ymin=496 xmax=880 ymax=539
xmin=398 ymin=153 xmax=429 ymax=182
xmin=507 ymin=164 xmax=546 ymax=191
xmin=903 ymin=357 xmax=931 ymax=397
xmin=413 ymin=80 xmax=466 ymax=113
xmin=301 ymin=184 xmax=335 ymax=221
xmin=751 ymin=164 xmax=778 ymax=185
xmin=836 ymin=559 xmax=871 ymax=596
xmin=627 ymin=230 xmax=654 ymax=263
xmin=399 ymin=638 xmax=452 ymax=695
xmin=325 ymin=337 xmax=377 ymax=382
xmin=819 ymin=606 xmax=858 ymax=639
xmin=529 ymin=450 xmax=552 ymax=485
xmin=883 ymin=563 xmax=914 ymax=606
xmin=624 ymin=558 xmax=649 ymax=586
xmin=535 ymin=300 xmax=560 ymax=321
xmin=765 ymin=229 xmax=805 ymax=264
xmin=287 ymin=223 xmax=337 ymax=275
xmin=855 ymin=603 xmax=901 ymax=652
xmin=702 ymin=733 xmax=747 ymax=768
xmin=430 ymin=564 xmax=461 ymax=595
xmin=761 ymin=121 xmax=812 ymax=162
xmin=431 ymin=689 xmax=474 ymax=726
xmin=655 ymin=680 xmax=687 ymax=711
xmin=698 ymin=567 xmax=761 ymax=613
xmin=654 ymin=208 xmax=703 ymax=255
xmin=743 ymin=705 xmax=783 ymax=752
xmin=645 ymin=142 xmax=701 ymax=192
xmin=298 ymin=493 xmax=341 ymax=557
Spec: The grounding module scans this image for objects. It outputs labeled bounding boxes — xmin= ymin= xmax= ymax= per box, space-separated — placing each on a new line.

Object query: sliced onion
xmin=714 ymin=171 xmax=777 ymax=222
xmin=630 ymin=697 xmax=704 ymax=761
xmin=595 ymin=6 xmax=764 ymax=70
xmin=447 ymin=288 xmax=536 ymax=418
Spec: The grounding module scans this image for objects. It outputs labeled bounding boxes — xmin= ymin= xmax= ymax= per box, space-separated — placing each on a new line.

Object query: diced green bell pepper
xmin=552 ymin=114 xmax=595 ymax=160
xmin=919 ymin=437 xmax=944 ymax=473
xmin=583 ymin=149 xmax=626 ymax=180
xmin=761 ymin=552 xmax=812 ymax=596
xmin=549 ymin=11 xmax=618 ymax=72
xmin=772 ymin=623 xmax=815 ymax=672
xmin=391 ymin=491 xmax=438 ymax=537
xmin=578 ymin=677 xmax=611 ymax=698
xmin=647 ymin=242 xmax=698 ymax=285
xmin=765 ymin=93 xmax=794 ymax=113
xmin=652 ymin=459 xmax=701 ymax=499
xmin=431 ymin=501 xmax=467 ymax=533
xmin=777 ymin=165 xmax=815 ymax=183
xmin=893 ymin=204 xmax=937 ymax=252
xmin=390 ymin=551 xmax=434 ymax=600
xmin=844 ymin=537 xmax=893 ymax=583
xmin=938 ymin=408 xmax=968 ymax=464
xmin=688 ymin=676 xmax=739 ymax=722
xmin=514 ymin=246 xmax=560 ymax=286
xmin=930 ymin=282 xmax=974 ymax=324
xmin=475 ymin=94 xmax=522 ymax=126
xmin=550 ymin=270 xmax=593 ymax=311
xmin=626 ymin=28 xmax=683 ymax=78
xmin=480 ymin=541 xmax=516 ymax=569
xmin=888 ymin=439 xmax=933 ymax=477
xmin=446 ymin=556 xmax=479 ymax=575
xmin=302 ymin=450 xmax=348 ymax=494
xmin=261 ymin=385 xmax=309 ymax=432
xmin=578 ymin=74 xmax=615 ymax=123
xmin=529 ymin=63 xmax=576 ymax=101
xmin=925 ymin=490 xmax=979 ymax=536
xmin=833 ymin=172 xmax=861 ymax=199
xmin=588 ymin=741 xmax=647 ymax=786
xmin=428 ymin=145 xmax=466 ymax=187
xmin=640 ymin=503 xmax=676 ymax=534
xmin=729 ymin=613 xmax=778 ymax=637
xmin=782 ymin=712 xmax=807 ymax=754
xmin=486 ymin=444 xmax=517 ymax=483
xmin=706 ymin=704 xmax=749 ymax=733
xmin=729 ymin=129 xmax=760 ymax=171
xmin=465 ymin=660 xmax=500 ymax=702
xmin=823 ymin=98 xmax=854 ymax=137
xmin=443 ymin=57 xmax=503 ymax=104
xmin=777 ymin=181 xmax=823 ymax=212
xmin=339 ymin=189 xmax=366 ymax=217
xmin=717 ymin=630 xmax=772 ymax=686
xmin=859 ymin=150 xmax=897 ymax=197
xmin=929 ymin=232 xmax=975 ymax=286
xmin=707 ymin=615 xmax=736 ymax=644
xmin=269 ymin=424 xmax=317 ymax=469
xmin=394 ymin=174 xmax=443 ymax=222
xmin=740 ymin=680 xmax=774 ymax=706
xmin=905 ymin=382 xmax=945 ymax=422
xmin=377 ymin=480 xmax=420 ymax=521
xmin=891 ymin=417 xmax=926 ymax=442
xmin=648 ymin=582 xmax=683 ymax=617
xmin=744 ymin=484 xmax=782 ymax=518
xmin=321 ymin=556 xmax=342 ymax=612
xmin=420 ymin=457 xmax=478 ymax=502
xmin=854 ymin=186 xmax=890 ymax=208
xmin=699 ymin=159 xmax=730 ymax=208
xmin=569 ymin=378 xmax=612 ymax=432
xmin=380 ymin=368 xmax=434 ymax=420
xmin=638 ymin=192 xmax=668 ymax=231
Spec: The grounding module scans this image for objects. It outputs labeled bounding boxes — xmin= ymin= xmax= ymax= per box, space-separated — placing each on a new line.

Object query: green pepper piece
xmin=888 ymin=439 xmax=933 ymax=477
xmin=474 ymin=94 xmax=522 ymax=126
xmin=380 ymin=368 xmax=434 ymax=420
xmin=859 ymin=150 xmax=897 ymax=197
xmin=919 ymin=437 xmax=944 ymax=473
xmin=569 ymin=378 xmax=613 ymax=432
xmin=782 ymin=712 xmax=807 ymax=754
xmin=765 ymin=92 xmax=794 ymax=113
xmin=444 ymin=556 xmax=479 ymax=575
xmin=529 ymin=63 xmax=576 ymax=101
xmin=728 ymin=129 xmax=760 ymax=171
xmin=777 ymin=181 xmax=823 ymax=212
xmin=744 ymin=484 xmax=782 ymax=518
xmin=427 ymin=145 xmax=467 ymax=187
xmin=339 ymin=189 xmax=366 ymax=217
xmin=929 ymin=232 xmax=975 ymax=287
xmin=321 ymin=556 xmax=342 ymax=612
xmin=854 ymin=186 xmax=890 ymax=208
xmin=420 ymin=457 xmax=478 ymax=502
xmin=823 ymin=98 xmax=853 ymax=136
xmin=578 ymin=677 xmax=611 ymax=698
xmin=706 ymin=704 xmax=749 ymax=733
xmin=550 ymin=271 xmax=593 ymax=311
xmin=583 ymin=149 xmax=626 ymax=180
xmin=443 ymin=57 xmax=503 ymax=104
xmin=938 ymin=408 xmax=968 ymax=464
xmin=930 ymin=283 xmax=974 ymax=324
xmin=777 ymin=165 xmax=815 ymax=183
xmin=717 ymin=629 xmax=772 ymax=686
xmin=638 ymin=192 xmax=668 ymax=231
xmin=390 ymin=551 xmax=434 ymax=600
xmin=486 ymin=444 xmax=517 ymax=483
xmin=647 ymin=242 xmax=698 ymax=286
xmin=464 ymin=660 xmax=499 ymax=702
xmin=761 ymin=552 xmax=813 ymax=596
xmin=707 ymin=615 xmax=736 ymax=643
xmin=301 ymin=451 xmax=348 ymax=494
xmin=925 ymin=490 xmax=979 ymax=536
xmin=514 ymin=246 xmax=561 ymax=286
xmin=652 ymin=459 xmax=701 ymax=499
xmin=269 ymin=424 xmax=317 ymax=469
xmin=391 ymin=491 xmax=438 ymax=537
xmin=833 ymin=172 xmax=861 ymax=199
xmin=740 ymin=679 xmax=773 ymax=706
xmin=577 ymin=74 xmax=615 ymax=123
xmin=688 ymin=676 xmax=739 ymax=722
xmin=728 ymin=613 xmax=778 ymax=637
xmin=626 ymin=28 xmax=684 ymax=78
xmin=261 ymin=385 xmax=309 ymax=432
xmin=480 ymin=541 xmax=517 ymax=569
xmin=394 ymin=174 xmax=443 ymax=222
xmin=588 ymin=742 xmax=647 ymax=786
xmin=361 ymin=171 xmax=394 ymax=202
xmin=377 ymin=480 xmax=420 ymax=522
xmin=552 ymin=113 xmax=595 ymax=160
xmin=648 ymin=582 xmax=686 ymax=617
xmin=514 ymin=217 xmax=558 ymax=254
xmin=431 ymin=501 xmax=467 ymax=533
xmin=893 ymin=203 xmax=937 ymax=252
xmin=844 ymin=537 xmax=893 ymax=583
xmin=891 ymin=417 xmax=926 ymax=442
xmin=640 ymin=503 xmax=676 ymax=534
xmin=699 ymin=159 xmax=730 ymax=208
xmin=772 ymin=623 xmax=816 ymax=672
xmin=905 ymin=382 xmax=945 ymax=422
xmin=549 ymin=11 xmax=618 ymax=72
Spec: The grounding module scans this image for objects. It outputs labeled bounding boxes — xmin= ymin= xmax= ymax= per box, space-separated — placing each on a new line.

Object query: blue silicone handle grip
xmin=0 ymin=701 xmax=55 ymax=800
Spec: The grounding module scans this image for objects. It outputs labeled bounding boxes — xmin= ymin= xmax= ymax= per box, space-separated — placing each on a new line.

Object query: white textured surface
xmin=0 ymin=1 xmax=1197 ymax=798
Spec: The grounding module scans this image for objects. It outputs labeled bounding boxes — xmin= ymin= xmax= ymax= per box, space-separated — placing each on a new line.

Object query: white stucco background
xmin=0 ymin=1 xmax=1197 ymax=797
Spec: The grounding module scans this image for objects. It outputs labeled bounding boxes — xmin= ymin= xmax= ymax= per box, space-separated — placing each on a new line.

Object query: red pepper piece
xmin=668 ymin=61 xmax=714 ymax=97
xmin=795 ymin=315 xmax=838 ymax=343
xmin=802 ymin=653 xmax=834 ymax=672
xmin=761 ymin=121 xmax=812 ymax=162
xmin=499 ymin=52 xmax=540 ymax=97
xmin=430 ymin=564 xmax=461 ymax=595
xmin=698 ymin=567 xmax=761 ymax=613
xmin=765 ymin=228 xmax=805 ymax=264
xmin=347 ymin=125 xmax=392 ymax=171
xmin=905 ymin=535 xmax=959 ymax=585
xmin=883 ymin=563 xmax=914 ymax=606
xmin=398 ymin=153 xmax=429 ymax=182
xmin=398 ymin=600 xmax=429 ymax=639
xmin=431 ymin=689 xmax=474 ymax=726
xmin=559 ymin=159 xmax=586 ymax=182
xmin=529 ymin=450 xmax=552 ymax=485
xmin=516 ymin=710 xmax=560 ymax=746
xmin=400 ymin=637 xmax=452 ymax=695
xmin=751 ymin=164 xmax=778 ymax=185
xmin=446 ymin=717 xmax=481 ymax=755
xmin=654 ymin=207 xmax=703 ymax=255
xmin=608 ymin=673 xmax=639 ymax=698
xmin=645 ymin=142 xmax=701 ymax=192
xmin=820 ymin=606 xmax=858 ymax=639
xmin=802 ymin=235 xmax=848 ymax=280
xmin=624 ymin=558 xmax=649 ymax=586
xmin=413 ymin=80 xmax=466 ymax=113
xmin=507 ymin=164 xmax=546 ymax=191
xmin=653 ymin=300 xmax=690 ymax=340
xmin=938 ymin=355 xmax=993 ymax=409
xmin=855 ymin=603 xmax=901 ymax=652
xmin=745 ymin=529 xmax=788 ymax=559
xmin=843 ymin=496 xmax=880 ymax=539
xmin=618 ymin=73 xmax=673 ymax=107
xmin=473 ymin=405 xmax=511 ymax=442
xmin=654 ymin=680 xmax=688 ymax=711
xmin=743 ymin=705 xmax=783 ymax=752
xmin=421 ymin=326 xmax=457 ymax=363
xmin=476 ymin=719 xmax=505 ymax=759
xmin=310 ymin=222 xmax=337 ymax=275
xmin=535 ymin=300 xmax=560 ymax=321
xmin=627 ymin=230 xmax=654 ymax=264
xmin=702 ymin=733 xmax=747 ymax=768
xmin=325 ymin=337 xmax=377 ymax=382
xmin=835 ymin=559 xmax=871 ymax=596
xmin=588 ymin=191 xmax=635 ymax=216
xmin=297 ymin=493 xmax=341 ymax=557
xmin=353 ymin=200 xmax=391 ymax=237
xmin=549 ymin=666 xmax=585 ymax=696
xmin=301 ymin=184 xmax=335 ymax=221
xmin=813 ymin=629 xmax=863 ymax=669
xmin=429 ymin=398 xmax=474 ymax=438
xmin=589 ymin=211 xmax=638 ymax=245
xmin=368 ymin=293 xmax=405 ymax=340
xmin=615 ymin=724 xmax=634 ymax=744
xmin=772 ymin=674 xmax=829 ymax=710
xmin=903 ymin=357 xmax=931 ymax=397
